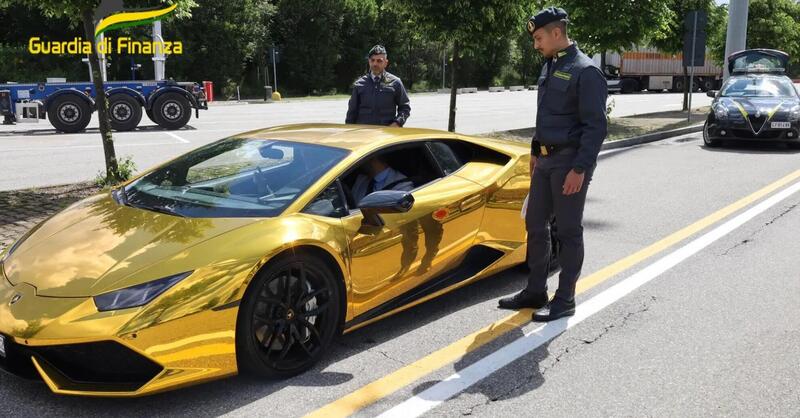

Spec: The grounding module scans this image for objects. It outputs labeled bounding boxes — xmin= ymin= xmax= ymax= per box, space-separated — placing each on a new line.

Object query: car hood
xmin=2 ymin=193 xmax=256 ymax=297
xmin=716 ymin=97 xmax=799 ymax=118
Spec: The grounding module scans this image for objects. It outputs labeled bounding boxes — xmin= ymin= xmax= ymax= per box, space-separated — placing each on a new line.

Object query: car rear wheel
xmin=236 ymin=253 xmax=341 ymax=378
xmin=703 ymin=120 xmax=721 ymax=147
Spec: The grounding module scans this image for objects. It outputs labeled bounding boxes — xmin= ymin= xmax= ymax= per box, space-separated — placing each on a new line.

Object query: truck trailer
xmin=0 ymin=79 xmax=207 ymax=133
xmin=596 ymin=47 xmax=724 ymax=94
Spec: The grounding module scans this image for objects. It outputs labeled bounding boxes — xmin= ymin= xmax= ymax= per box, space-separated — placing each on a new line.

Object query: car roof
xmin=232 ymin=123 xmax=462 ymax=152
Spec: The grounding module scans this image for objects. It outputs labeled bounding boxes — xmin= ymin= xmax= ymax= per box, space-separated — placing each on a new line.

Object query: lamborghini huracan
xmin=0 ymin=124 xmax=541 ymax=397
xmin=704 ymin=49 xmax=800 ymax=148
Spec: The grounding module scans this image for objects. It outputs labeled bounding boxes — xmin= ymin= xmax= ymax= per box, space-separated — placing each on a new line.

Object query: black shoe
xmin=532 ymin=297 xmax=575 ymax=322
xmin=498 ymin=290 xmax=549 ymax=310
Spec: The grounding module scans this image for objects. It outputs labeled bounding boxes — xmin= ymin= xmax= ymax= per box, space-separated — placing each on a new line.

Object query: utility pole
xmin=442 ymin=51 xmax=446 ymax=89
xmin=153 ymin=21 xmax=166 ymax=81
xmin=688 ymin=12 xmax=698 ymax=123
xmin=723 ymin=0 xmax=749 ymax=82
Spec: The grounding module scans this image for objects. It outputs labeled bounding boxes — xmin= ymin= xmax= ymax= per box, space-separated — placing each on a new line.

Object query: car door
xmin=341 ymin=142 xmax=487 ymax=318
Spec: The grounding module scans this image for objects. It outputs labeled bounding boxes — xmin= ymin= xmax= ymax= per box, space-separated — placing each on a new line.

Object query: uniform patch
xmin=553 ymin=70 xmax=572 ymax=81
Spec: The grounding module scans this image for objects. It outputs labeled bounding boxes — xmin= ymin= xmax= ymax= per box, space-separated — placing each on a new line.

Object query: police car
xmin=703 ymin=49 xmax=800 ymax=148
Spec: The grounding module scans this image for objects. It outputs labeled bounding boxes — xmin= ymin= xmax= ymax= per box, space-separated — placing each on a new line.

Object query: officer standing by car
xmin=345 ymin=45 xmax=411 ymax=127
xmin=498 ymin=7 xmax=607 ymax=322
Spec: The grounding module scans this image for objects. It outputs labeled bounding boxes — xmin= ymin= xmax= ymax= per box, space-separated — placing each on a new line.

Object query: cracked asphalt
xmin=1 ymin=131 xmax=799 ymax=417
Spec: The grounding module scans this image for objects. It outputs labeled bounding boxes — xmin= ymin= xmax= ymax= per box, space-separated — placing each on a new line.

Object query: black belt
xmin=532 ymin=141 xmax=578 ymax=157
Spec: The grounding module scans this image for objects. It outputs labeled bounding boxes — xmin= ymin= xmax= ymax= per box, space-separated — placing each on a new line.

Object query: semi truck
xmin=0 ymin=22 xmax=207 ymax=133
xmin=0 ymin=79 xmax=207 ymax=133
xmin=595 ymin=46 xmax=724 ymax=94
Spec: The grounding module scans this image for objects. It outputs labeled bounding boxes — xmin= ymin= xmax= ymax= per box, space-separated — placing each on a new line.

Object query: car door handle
xmin=460 ymin=195 xmax=483 ymax=212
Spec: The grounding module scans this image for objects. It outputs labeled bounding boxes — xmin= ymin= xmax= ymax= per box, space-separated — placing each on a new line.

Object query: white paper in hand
xmin=520 ymin=193 xmax=529 ymax=219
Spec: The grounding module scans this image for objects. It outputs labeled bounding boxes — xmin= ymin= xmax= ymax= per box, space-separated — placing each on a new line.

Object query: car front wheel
xmin=236 ymin=253 xmax=341 ymax=378
xmin=703 ymin=120 xmax=721 ymax=148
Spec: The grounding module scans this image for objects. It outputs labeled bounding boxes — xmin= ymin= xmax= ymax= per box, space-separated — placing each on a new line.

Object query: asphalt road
xmin=2 ymin=131 xmax=799 ymax=417
xmin=0 ymin=90 xmax=713 ymax=191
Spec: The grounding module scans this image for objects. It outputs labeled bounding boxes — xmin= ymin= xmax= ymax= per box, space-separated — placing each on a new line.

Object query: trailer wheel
xmin=48 ymin=94 xmax=91 ymax=133
xmin=620 ymin=78 xmax=639 ymax=94
xmin=671 ymin=77 xmax=685 ymax=93
xmin=108 ymin=94 xmax=142 ymax=131
xmin=152 ymin=92 xmax=191 ymax=130
xmin=700 ymin=78 xmax=716 ymax=92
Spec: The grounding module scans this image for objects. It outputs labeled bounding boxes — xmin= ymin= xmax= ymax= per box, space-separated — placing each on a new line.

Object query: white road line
xmin=165 ymin=131 xmax=190 ymax=143
xmin=0 ymin=142 xmax=180 ymax=152
xmin=377 ymin=179 xmax=800 ymax=418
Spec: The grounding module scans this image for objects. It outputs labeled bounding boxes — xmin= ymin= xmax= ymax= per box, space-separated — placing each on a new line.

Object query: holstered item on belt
xmin=533 ymin=141 xmax=578 ymax=157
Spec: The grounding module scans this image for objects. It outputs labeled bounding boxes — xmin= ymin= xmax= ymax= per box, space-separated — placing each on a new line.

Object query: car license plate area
xmin=771 ymin=122 xmax=791 ymax=129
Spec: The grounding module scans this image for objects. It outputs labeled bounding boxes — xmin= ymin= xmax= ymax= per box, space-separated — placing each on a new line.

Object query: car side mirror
xmin=706 ymin=90 xmax=717 ymax=98
xmin=358 ymin=190 xmax=414 ymax=227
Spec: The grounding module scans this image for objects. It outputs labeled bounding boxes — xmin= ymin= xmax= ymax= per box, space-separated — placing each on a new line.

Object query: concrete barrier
xmin=488 ymin=86 xmax=506 ymax=92
xmin=527 ymin=85 xmax=538 ymax=90
xmin=437 ymin=88 xmax=451 ymax=94
xmin=462 ymin=87 xmax=478 ymax=93
xmin=509 ymin=85 xmax=525 ymax=91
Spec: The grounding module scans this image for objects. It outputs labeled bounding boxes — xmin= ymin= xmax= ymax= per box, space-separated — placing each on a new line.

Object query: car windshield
xmin=123 ymin=138 xmax=349 ymax=218
xmin=720 ymin=76 xmax=796 ymax=98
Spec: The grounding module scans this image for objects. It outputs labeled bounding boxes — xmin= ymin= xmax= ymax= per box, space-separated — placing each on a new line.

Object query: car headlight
xmin=713 ymin=103 xmax=729 ymax=119
xmin=93 ymin=271 xmax=192 ymax=312
xmin=789 ymin=105 xmax=800 ymax=122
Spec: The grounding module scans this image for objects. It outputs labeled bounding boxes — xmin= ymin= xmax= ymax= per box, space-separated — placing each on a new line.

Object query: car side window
xmin=302 ymin=180 xmax=348 ymax=218
xmin=427 ymin=141 xmax=467 ymax=175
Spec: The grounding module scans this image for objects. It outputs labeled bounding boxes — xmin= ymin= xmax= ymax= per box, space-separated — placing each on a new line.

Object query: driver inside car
xmin=352 ymin=156 xmax=414 ymax=204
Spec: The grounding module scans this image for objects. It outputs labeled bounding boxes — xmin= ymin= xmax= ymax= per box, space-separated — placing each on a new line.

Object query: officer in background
xmin=346 ymin=45 xmax=411 ymax=127
xmin=498 ymin=7 xmax=607 ymax=322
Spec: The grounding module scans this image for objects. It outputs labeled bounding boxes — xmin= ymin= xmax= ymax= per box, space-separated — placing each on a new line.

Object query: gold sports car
xmin=0 ymin=123 xmax=535 ymax=397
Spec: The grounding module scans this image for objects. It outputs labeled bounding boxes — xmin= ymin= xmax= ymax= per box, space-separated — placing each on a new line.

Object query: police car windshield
xmin=721 ymin=76 xmax=797 ymax=98
xmin=123 ymin=138 xmax=349 ymax=218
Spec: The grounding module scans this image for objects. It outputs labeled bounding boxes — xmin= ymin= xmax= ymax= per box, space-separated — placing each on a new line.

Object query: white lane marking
xmin=377 ymin=179 xmax=800 ymax=418
xmin=165 ymin=131 xmax=190 ymax=143
xmin=0 ymin=142 xmax=180 ymax=152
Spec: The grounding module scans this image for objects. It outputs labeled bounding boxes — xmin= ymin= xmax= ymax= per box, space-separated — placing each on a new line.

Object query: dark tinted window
xmin=302 ymin=181 xmax=348 ymax=218
xmin=427 ymin=142 xmax=465 ymax=175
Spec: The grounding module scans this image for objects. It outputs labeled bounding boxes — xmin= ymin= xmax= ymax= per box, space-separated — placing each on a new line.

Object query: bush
xmin=94 ymin=156 xmax=137 ymax=188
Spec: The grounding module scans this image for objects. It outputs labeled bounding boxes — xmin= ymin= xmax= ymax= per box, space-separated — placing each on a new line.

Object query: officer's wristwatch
xmin=572 ymin=167 xmax=585 ymax=174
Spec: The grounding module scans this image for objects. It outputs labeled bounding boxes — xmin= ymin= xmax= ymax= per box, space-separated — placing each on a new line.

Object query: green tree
xmin=392 ymin=0 xmax=527 ymax=132
xmin=745 ymin=0 xmax=800 ymax=77
xmin=165 ymin=0 xmax=275 ymax=99
xmin=560 ymin=0 xmax=674 ymax=55
xmin=649 ymin=0 xmax=726 ymax=110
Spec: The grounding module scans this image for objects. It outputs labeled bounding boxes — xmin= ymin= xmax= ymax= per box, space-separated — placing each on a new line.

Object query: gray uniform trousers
xmin=525 ymin=149 xmax=595 ymax=301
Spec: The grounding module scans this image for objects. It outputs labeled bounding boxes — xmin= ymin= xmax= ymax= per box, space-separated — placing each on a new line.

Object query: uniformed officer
xmin=345 ymin=45 xmax=411 ymax=127
xmin=498 ymin=7 xmax=607 ymax=322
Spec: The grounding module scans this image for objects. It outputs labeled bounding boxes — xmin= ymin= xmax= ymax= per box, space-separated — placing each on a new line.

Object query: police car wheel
xmin=153 ymin=92 xmax=191 ymax=130
xmin=48 ymin=94 xmax=91 ymax=133
xmin=703 ymin=121 xmax=721 ymax=148
xmin=108 ymin=94 xmax=142 ymax=132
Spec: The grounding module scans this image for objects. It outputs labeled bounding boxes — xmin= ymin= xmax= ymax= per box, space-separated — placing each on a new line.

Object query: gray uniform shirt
xmin=535 ymin=43 xmax=607 ymax=171
xmin=346 ymin=71 xmax=411 ymax=126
